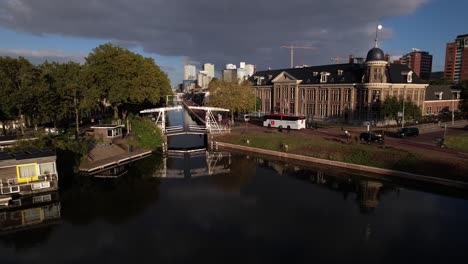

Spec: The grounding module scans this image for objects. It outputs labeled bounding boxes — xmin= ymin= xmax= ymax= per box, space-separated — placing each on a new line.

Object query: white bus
xmin=263 ymin=114 xmax=306 ymax=130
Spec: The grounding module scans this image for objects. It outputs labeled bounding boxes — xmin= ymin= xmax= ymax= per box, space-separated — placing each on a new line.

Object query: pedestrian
xmin=345 ymin=130 xmax=351 ymax=142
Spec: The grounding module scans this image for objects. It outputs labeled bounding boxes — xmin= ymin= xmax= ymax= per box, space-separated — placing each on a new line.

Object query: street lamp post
xmin=401 ymin=85 xmax=406 ymax=129
xmin=452 ymin=92 xmax=455 ymax=126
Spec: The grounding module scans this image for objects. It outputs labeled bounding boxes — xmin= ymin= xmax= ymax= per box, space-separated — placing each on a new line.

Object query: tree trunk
xmin=19 ymin=111 xmax=25 ymax=136
xmin=74 ymin=97 xmax=80 ymax=136
xmin=1 ymin=120 xmax=6 ymax=136
xmin=113 ymin=106 xmax=119 ymax=120
xmin=122 ymin=109 xmax=127 ymax=120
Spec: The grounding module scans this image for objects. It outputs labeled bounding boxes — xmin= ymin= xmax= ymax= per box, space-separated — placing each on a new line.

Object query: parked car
xmin=397 ymin=127 xmax=419 ymax=137
xmin=359 ymin=132 xmax=384 ymax=143
xmin=373 ymin=130 xmax=384 ymax=138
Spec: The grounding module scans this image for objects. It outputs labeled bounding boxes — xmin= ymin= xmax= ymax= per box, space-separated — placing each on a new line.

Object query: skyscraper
xmin=444 ymin=34 xmax=468 ymax=82
xmin=398 ymin=49 xmax=433 ymax=80
xmin=184 ymin=64 xmax=196 ymax=80
xmin=203 ymin=63 xmax=215 ymax=80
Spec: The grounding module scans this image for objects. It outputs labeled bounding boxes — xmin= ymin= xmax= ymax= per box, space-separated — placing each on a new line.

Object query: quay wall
xmin=215 ymin=141 xmax=468 ymax=189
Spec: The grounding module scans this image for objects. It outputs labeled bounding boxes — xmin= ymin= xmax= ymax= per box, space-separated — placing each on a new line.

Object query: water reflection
xmin=160 ymin=151 xmax=231 ymax=178
xmin=1 ymin=151 xmax=468 ymax=263
xmin=59 ymin=154 xmax=163 ymax=225
xmin=0 ymin=192 xmax=61 ymax=246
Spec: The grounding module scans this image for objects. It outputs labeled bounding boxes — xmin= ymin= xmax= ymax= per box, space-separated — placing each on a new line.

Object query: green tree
xmin=40 ymin=61 xmax=100 ymax=135
xmin=382 ymin=96 xmax=422 ymax=125
xmin=207 ymin=80 xmax=256 ymax=123
xmin=0 ymin=56 xmax=41 ymax=135
xmin=84 ymin=43 xmax=171 ymax=120
xmin=459 ymin=80 xmax=468 ymax=118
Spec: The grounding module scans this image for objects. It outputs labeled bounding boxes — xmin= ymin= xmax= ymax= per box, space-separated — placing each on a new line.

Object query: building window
xmin=319 ymin=104 xmax=328 ymax=117
xmin=17 ymin=164 xmax=38 ymax=183
xmin=427 ymin=106 xmax=432 ymax=114
xmin=291 ymin=87 xmax=295 ymax=100
xmin=345 ymin=89 xmax=351 ymax=102
xmin=320 ymin=72 xmax=329 ymax=83
xmin=313 ymin=72 xmax=318 ymax=77
xmin=338 ymin=70 xmax=343 ymax=76
xmin=331 ymin=104 xmax=341 ymax=117
xmin=331 ymin=89 xmax=340 ymax=101
xmin=307 ymin=104 xmax=315 ymax=115
xmin=407 ymin=71 xmax=413 ymax=83
xmin=319 ymin=90 xmax=328 ymax=101
xmin=39 ymin=163 xmax=56 ymax=175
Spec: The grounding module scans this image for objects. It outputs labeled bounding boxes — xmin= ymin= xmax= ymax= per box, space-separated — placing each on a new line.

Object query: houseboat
xmin=0 ymin=148 xmax=59 ymax=205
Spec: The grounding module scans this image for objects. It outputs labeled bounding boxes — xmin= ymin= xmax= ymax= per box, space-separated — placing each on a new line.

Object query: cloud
xmin=0 ymin=0 xmax=428 ymax=72
xmin=0 ymin=48 xmax=86 ymax=64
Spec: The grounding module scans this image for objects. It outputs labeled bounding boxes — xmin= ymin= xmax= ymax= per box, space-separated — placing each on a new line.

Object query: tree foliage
xmin=207 ymin=79 xmax=256 ymax=122
xmin=381 ymin=96 xmax=422 ymax=125
xmin=84 ymin=43 xmax=172 ymax=119
xmin=0 ymin=56 xmax=42 ymax=135
xmin=129 ymin=117 xmax=163 ymax=150
xmin=40 ymin=61 xmax=100 ymax=135
xmin=0 ymin=43 xmax=172 ymax=136
xmin=458 ymin=80 xmax=468 ymax=118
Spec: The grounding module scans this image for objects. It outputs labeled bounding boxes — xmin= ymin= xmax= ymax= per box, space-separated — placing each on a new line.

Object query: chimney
xmin=349 ymin=54 xmax=354 ymax=64
xmin=385 ymin=53 xmax=391 ymax=63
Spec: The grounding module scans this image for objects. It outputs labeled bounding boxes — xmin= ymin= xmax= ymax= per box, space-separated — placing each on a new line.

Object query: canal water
xmin=1 ymin=107 xmax=468 ymax=263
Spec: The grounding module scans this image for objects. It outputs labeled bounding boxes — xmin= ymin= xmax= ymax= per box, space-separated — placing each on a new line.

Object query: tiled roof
xmin=251 ymin=63 xmax=425 ymax=86
xmin=251 ymin=63 xmax=364 ymax=85
xmin=425 ymin=85 xmax=460 ymax=101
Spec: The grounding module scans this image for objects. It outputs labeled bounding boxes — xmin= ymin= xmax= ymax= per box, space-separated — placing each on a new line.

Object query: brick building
xmin=444 ymin=34 xmax=468 ymax=82
xmin=251 ymin=47 xmax=428 ymax=124
xmin=422 ymin=85 xmax=461 ymax=115
xmin=399 ymin=49 xmax=433 ymax=80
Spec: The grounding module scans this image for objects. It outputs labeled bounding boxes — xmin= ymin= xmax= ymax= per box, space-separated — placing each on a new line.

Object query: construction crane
xmin=281 ymin=45 xmax=315 ymax=68
xmin=331 ymin=57 xmax=347 ymax=64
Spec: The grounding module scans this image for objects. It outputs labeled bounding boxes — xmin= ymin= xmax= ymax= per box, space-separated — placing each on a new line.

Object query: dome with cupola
xmin=365 ymin=47 xmax=385 ymax=62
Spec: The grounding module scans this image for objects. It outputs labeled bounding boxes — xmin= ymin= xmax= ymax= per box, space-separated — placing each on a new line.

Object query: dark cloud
xmin=0 ymin=0 xmax=428 ymax=72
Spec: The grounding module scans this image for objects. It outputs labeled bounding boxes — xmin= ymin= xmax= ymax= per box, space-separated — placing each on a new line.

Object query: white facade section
xmin=203 ymin=63 xmax=215 ymax=80
xmin=184 ymin=64 xmax=196 ymax=80
xmin=226 ymin=64 xmax=237 ymax=70
xmin=245 ymin=64 xmax=255 ymax=77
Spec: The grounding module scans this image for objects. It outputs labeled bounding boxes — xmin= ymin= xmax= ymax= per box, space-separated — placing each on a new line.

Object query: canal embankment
xmin=214 ymin=126 xmax=468 ymax=187
xmin=215 ymin=141 xmax=468 ymax=189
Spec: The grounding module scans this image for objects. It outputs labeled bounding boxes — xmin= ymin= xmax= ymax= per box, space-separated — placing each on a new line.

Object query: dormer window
xmin=313 ymin=72 xmax=318 ymax=77
xmin=435 ymin=91 xmax=443 ymax=100
xmin=268 ymin=75 xmax=273 ymax=80
xmin=407 ymin=71 xmax=413 ymax=83
xmin=320 ymin=72 xmax=330 ymax=83
xmin=337 ymin=70 xmax=343 ymax=76
xmin=254 ymin=76 xmax=265 ymax=85
xmin=401 ymin=70 xmax=413 ymax=83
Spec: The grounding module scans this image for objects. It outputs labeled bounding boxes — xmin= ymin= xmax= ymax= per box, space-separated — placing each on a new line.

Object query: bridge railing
xmin=188 ymin=125 xmax=207 ymax=133
xmin=165 ymin=125 xmax=184 ymax=134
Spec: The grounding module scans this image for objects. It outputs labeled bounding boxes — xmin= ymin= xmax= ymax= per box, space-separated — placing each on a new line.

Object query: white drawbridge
xmin=140 ymin=106 xmax=230 ymax=135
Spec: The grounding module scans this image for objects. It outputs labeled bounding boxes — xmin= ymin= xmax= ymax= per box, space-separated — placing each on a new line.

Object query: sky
xmin=0 ymin=0 xmax=467 ymax=87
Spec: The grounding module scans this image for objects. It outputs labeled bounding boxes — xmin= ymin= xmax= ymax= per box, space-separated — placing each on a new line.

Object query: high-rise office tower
xmin=444 ymin=34 xmax=468 ymax=82
xmin=203 ymin=63 xmax=215 ymax=80
xmin=184 ymin=64 xmax=196 ymax=80
xmin=399 ymin=49 xmax=433 ymax=80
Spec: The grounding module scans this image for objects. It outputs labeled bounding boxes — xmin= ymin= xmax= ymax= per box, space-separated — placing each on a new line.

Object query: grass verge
xmin=446 ymin=134 xmax=468 ymax=152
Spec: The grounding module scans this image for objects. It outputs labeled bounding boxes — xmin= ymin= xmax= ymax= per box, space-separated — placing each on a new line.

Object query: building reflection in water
xmin=0 ymin=192 xmax=61 ymax=235
xmin=255 ymin=157 xmax=388 ymax=213
xmin=158 ymin=150 xmax=231 ymax=179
